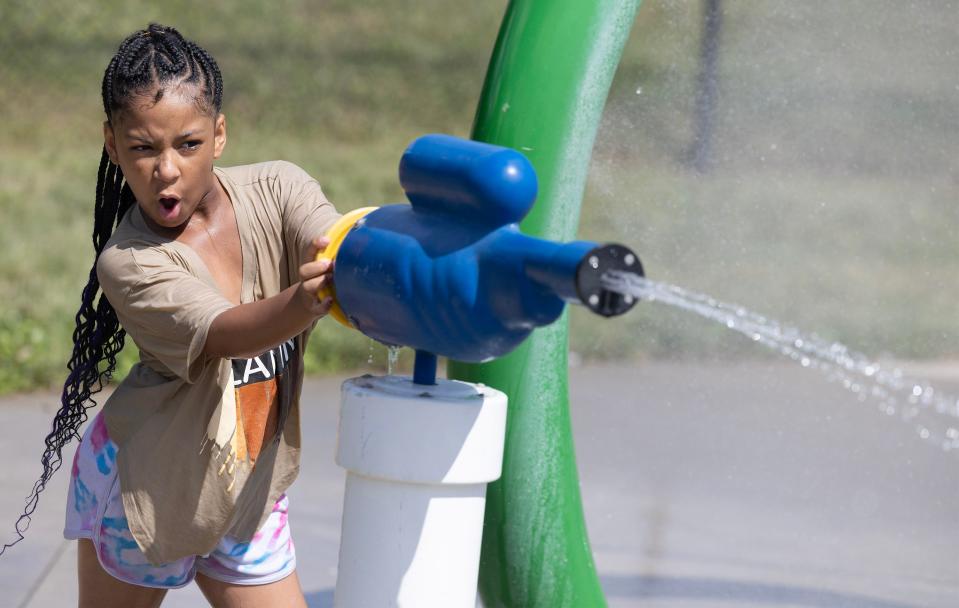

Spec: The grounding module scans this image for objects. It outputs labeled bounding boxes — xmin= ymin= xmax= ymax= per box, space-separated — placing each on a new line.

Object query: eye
xmin=130 ymin=145 xmax=152 ymax=152
xmin=181 ymin=140 xmax=202 ymax=151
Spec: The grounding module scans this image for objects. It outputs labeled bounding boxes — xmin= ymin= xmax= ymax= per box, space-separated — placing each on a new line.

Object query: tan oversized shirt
xmin=96 ymin=161 xmax=339 ymax=564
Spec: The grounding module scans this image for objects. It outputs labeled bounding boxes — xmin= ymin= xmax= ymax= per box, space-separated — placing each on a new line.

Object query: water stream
xmin=387 ymin=345 xmax=402 ymax=375
xmin=368 ymin=341 xmax=404 ymax=375
xmin=602 ymin=271 xmax=959 ymax=452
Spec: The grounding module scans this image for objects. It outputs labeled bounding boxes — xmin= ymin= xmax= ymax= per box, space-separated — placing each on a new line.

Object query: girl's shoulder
xmin=96 ymin=210 xmax=196 ymax=298
xmin=215 ymin=160 xmax=318 ymax=189
xmin=216 ymin=161 xmax=331 ymax=224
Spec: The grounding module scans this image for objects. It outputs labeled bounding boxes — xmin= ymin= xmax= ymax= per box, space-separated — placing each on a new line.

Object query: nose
xmin=154 ymin=150 xmax=181 ymax=184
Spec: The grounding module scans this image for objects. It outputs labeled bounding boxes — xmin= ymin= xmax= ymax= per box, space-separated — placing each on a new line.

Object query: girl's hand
xmin=298 ymin=236 xmax=334 ymax=317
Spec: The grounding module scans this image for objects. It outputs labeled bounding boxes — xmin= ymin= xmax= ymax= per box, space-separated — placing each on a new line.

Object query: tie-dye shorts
xmin=63 ymin=412 xmax=297 ymax=589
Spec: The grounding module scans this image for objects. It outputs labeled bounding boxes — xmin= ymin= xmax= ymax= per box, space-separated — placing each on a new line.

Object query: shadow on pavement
xmin=601 ymin=575 xmax=917 ymax=608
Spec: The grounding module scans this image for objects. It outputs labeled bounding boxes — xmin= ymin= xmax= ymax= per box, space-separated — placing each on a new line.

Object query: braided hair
xmin=1 ymin=24 xmax=223 ymax=556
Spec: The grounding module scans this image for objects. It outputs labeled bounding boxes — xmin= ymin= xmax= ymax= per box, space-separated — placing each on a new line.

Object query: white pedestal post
xmin=333 ymin=374 xmax=508 ymax=608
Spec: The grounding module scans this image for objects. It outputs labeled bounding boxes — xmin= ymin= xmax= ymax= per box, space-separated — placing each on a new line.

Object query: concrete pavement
xmin=2 ymin=362 xmax=957 ymax=607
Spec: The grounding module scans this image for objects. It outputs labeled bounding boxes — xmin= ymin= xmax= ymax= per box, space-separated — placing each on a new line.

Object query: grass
xmin=1 ymin=1 xmax=957 ymax=395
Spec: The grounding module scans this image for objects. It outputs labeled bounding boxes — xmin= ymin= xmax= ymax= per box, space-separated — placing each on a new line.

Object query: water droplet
xmin=726 ymin=319 xmax=736 ymax=329
xmin=588 ymin=294 xmax=600 ymax=306
xmin=794 ymin=339 xmax=804 ymax=348
xmin=624 ymin=254 xmax=636 ymax=266
xmin=912 ymin=385 xmax=923 ymax=397
xmin=751 ymin=333 xmax=761 ymax=341
xmin=919 ymin=428 xmax=931 ymax=440
xmin=801 ymin=357 xmax=811 ymax=367
xmin=589 ymin=256 xmax=600 ymax=269
xmin=635 ymin=86 xmax=643 ymax=95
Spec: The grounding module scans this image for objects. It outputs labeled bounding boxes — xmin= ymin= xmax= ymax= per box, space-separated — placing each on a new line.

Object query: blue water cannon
xmin=321 ymin=134 xmax=643 ymax=384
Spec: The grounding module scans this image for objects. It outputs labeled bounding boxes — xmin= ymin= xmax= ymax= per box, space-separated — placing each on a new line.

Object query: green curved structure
xmin=447 ymin=1 xmax=642 ymax=606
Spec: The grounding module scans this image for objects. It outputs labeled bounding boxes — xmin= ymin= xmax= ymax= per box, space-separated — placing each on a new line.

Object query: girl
xmin=7 ymin=24 xmax=339 ymax=607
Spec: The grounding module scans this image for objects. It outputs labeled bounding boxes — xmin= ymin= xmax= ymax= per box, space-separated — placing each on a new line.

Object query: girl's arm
xmin=204 ymin=236 xmax=333 ymax=359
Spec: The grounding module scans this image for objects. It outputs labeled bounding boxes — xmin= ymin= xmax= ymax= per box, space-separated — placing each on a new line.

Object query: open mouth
xmin=157 ymin=196 xmax=181 ymax=219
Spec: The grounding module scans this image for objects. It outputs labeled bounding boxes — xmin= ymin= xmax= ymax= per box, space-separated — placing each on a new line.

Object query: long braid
xmin=1 ymin=23 xmax=222 ymax=556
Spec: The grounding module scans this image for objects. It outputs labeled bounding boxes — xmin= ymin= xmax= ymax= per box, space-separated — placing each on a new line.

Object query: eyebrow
xmin=125 ymin=130 xmax=199 ymax=143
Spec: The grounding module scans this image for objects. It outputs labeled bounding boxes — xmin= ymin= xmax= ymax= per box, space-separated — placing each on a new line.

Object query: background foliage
xmin=1 ymin=1 xmax=957 ymax=394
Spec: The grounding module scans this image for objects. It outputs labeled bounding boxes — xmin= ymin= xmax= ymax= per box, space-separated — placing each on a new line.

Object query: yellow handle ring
xmin=317 ymin=206 xmax=378 ymax=328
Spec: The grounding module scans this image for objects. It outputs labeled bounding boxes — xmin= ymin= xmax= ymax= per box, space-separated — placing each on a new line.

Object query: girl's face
xmin=104 ymin=85 xmax=227 ymax=232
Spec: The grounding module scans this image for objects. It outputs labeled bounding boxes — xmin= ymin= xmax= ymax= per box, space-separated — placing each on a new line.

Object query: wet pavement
xmin=3 ymin=361 xmax=957 ymax=607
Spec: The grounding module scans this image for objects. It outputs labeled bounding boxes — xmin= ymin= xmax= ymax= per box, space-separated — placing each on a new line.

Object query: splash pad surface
xmin=5 ymin=365 xmax=955 ymax=607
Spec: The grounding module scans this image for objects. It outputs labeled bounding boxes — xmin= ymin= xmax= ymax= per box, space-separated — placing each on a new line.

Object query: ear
xmin=103 ymin=121 xmax=119 ymax=165
xmin=213 ymin=113 xmax=227 ymax=160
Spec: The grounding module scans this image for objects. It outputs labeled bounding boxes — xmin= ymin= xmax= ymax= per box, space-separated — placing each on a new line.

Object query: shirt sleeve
xmin=275 ymin=162 xmax=341 ymax=267
xmin=97 ymin=246 xmax=234 ymax=383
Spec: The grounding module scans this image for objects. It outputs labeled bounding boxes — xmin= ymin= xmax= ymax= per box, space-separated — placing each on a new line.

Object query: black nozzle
xmin=575 ymin=244 xmax=643 ymax=317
